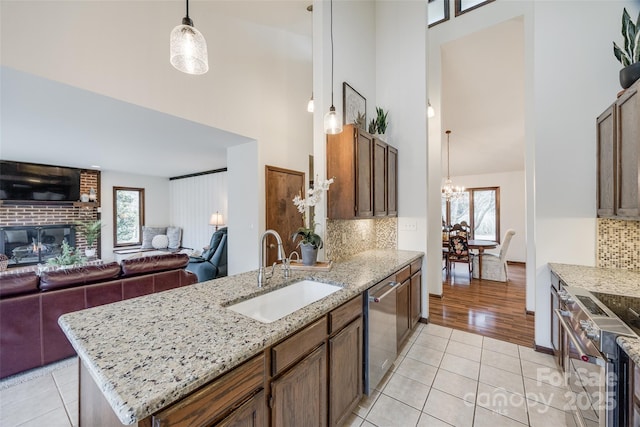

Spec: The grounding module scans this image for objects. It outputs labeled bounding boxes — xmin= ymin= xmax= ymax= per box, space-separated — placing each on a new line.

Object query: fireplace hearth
xmin=0 ymin=225 xmax=76 ymax=267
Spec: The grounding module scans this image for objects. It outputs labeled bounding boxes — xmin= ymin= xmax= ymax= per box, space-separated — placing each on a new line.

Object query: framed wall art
xmin=342 ymin=82 xmax=366 ymax=129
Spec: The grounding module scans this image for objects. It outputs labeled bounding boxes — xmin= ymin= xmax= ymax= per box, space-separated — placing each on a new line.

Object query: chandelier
xmin=442 ymin=130 xmax=465 ymax=201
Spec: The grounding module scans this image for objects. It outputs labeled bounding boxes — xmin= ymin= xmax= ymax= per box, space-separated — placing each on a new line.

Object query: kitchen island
xmin=59 ymin=249 xmax=423 ymax=426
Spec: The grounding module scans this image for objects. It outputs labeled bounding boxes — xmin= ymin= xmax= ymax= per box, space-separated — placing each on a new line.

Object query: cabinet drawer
xmin=329 ymin=294 xmax=363 ymax=335
xmin=272 ymin=316 xmax=327 ymax=376
xmin=152 ymin=354 xmax=265 ymax=427
xmin=396 ymin=266 xmax=410 ymax=284
xmin=410 ymin=259 xmax=422 ymax=274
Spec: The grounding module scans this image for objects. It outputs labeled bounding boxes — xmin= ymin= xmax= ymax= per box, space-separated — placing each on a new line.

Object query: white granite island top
xmin=549 ymin=263 xmax=640 ymax=367
xmin=59 ymin=249 xmax=423 ymax=425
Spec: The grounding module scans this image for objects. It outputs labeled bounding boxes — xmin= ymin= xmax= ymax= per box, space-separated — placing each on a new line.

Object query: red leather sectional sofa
xmin=0 ymin=253 xmax=197 ymax=379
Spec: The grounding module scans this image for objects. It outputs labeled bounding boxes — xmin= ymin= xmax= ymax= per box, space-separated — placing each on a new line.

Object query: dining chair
xmin=447 ymin=224 xmax=473 ymax=278
xmin=473 ymin=229 xmax=516 ymax=282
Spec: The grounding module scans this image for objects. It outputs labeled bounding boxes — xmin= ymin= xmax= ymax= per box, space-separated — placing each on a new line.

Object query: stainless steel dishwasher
xmin=363 ymin=278 xmax=398 ymax=395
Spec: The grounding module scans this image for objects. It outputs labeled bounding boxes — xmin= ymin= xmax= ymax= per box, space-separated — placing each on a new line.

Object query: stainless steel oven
xmin=558 ymin=286 xmax=637 ymax=427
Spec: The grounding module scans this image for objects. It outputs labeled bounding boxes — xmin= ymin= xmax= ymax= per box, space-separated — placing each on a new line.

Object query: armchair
xmin=186 ymin=227 xmax=228 ymax=282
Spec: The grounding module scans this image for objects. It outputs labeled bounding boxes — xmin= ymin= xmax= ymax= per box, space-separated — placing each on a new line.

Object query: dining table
xmin=443 ymin=239 xmax=498 ymax=279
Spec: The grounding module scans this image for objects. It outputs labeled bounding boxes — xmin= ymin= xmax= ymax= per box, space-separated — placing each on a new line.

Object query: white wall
xmin=100 ymin=171 xmax=170 ymax=262
xmin=451 ymin=170 xmax=526 ymax=262
xmin=169 ymin=172 xmax=228 ymax=253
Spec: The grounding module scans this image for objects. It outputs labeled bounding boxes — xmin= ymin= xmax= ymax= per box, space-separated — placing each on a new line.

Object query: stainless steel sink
xmin=227 ymin=280 xmax=341 ymax=323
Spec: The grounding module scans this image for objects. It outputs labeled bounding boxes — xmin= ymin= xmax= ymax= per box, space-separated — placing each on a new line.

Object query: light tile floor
xmin=0 ymin=324 xmax=572 ymax=427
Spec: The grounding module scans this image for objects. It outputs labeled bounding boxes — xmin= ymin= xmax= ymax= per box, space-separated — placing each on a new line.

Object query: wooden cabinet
xmin=217 ymin=390 xmax=266 ymax=427
xmin=329 ymin=317 xmax=363 ymax=427
xmin=327 ymin=124 xmax=398 ymax=219
xmin=270 ymin=344 xmax=327 ymax=427
xmin=395 ymin=266 xmax=411 ymax=350
xmin=409 ymin=262 xmax=422 ymax=328
xmin=597 ymin=79 xmax=640 ymax=219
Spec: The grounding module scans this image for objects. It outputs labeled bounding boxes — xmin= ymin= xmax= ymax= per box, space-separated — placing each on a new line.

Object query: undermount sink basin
xmin=227 ymin=280 xmax=342 ymax=323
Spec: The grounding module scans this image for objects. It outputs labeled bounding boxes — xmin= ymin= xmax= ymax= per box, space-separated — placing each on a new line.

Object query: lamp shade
xmin=209 ymin=212 xmax=224 ymax=227
xmin=170 ymin=19 xmax=209 ymax=75
xmin=324 ymin=105 xmax=342 ymax=134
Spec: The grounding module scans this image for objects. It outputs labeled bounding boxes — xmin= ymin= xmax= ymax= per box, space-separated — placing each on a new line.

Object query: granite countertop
xmin=549 ymin=263 xmax=640 ymax=365
xmin=59 ymin=249 xmax=423 ymax=425
xmin=548 ymin=263 xmax=640 ymax=297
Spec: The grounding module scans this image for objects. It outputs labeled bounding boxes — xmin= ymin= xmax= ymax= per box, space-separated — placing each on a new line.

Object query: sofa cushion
xmin=141 ymin=226 xmax=167 ymax=249
xmin=0 ymin=271 xmax=39 ymax=299
xmin=121 ymin=253 xmax=189 ymax=277
xmin=40 ymin=262 xmax=121 ymax=291
xmin=166 ymin=226 xmax=182 ymax=249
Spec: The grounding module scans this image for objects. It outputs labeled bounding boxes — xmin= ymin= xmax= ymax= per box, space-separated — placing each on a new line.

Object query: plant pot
xmin=85 ymin=248 xmax=96 ymax=258
xmin=300 ymin=243 xmax=318 ymax=266
xmin=620 ymin=62 xmax=640 ymax=89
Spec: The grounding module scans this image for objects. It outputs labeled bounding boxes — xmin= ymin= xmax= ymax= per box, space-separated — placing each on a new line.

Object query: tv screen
xmin=0 ymin=161 xmax=81 ymax=202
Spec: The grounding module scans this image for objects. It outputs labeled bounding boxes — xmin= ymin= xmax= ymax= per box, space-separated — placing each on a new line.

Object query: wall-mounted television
xmin=0 ymin=160 xmax=81 ymax=202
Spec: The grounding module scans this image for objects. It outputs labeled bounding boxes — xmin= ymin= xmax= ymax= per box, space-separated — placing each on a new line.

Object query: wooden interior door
xmin=265 ymin=166 xmax=305 ymax=266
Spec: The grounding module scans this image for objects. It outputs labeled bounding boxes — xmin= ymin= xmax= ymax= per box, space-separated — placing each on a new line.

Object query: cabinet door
xmin=617 ymin=81 xmax=640 ymax=218
xmin=373 ymin=138 xmax=387 ymax=217
xmin=396 ymin=279 xmax=411 ymax=350
xmin=216 ymin=390 xmax=266 ymax=427
xmin=409 ymin=271 xmax=421 ymax=328
xmin=387 ymin=146 xmax=398 ymax=217
xmin=356 ymin=130 xmax=374 ymax=218
xmin=596 ymin=104 xmax=616 ymax=217
xmin=329 ymin=317 xmax=363 ymax=427
xmin=271 ymin=344 xmax=327 ymax=427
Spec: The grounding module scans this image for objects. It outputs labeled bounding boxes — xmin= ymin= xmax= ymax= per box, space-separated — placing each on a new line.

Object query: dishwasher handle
xmin=370 ymin=281 xmax=398 ymax=303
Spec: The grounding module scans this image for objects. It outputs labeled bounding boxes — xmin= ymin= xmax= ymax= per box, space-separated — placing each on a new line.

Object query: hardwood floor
xmin=428 ymin=261 xmax=535 ymax=348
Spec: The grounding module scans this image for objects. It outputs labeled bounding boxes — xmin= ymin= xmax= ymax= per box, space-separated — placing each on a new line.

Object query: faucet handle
xmin=282 ymin=257 xmax=290 ymax=278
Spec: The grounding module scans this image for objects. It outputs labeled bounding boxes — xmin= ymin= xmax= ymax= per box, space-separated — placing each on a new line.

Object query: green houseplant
xmin=79 ymin=219 xmax=102 ymax=257
xmin=613 ymin=7 xmax=640 ymax=89
xmin=47 ymin=241 xmax=86 ymax=266
xmin=291 ymin=178 xmax=334 ymax=265
xmin=375 ymin=107 xmax=389 ymax=135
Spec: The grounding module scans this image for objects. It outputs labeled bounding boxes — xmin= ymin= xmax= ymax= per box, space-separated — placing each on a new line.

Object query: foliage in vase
xmin=292 ymin=177 xmax=335 ymax=249
xmin=613 ymin=8 xmax=640 ymax=67
xmin=47 ymin=241 xmax=86 ymax=266
xmin=375 ymin=107 xmax=389 ymax=134
xmin=368 ymin=118 xmax=377 ymax=134
xmin=78 ymin=219 xmax=102 ymax=248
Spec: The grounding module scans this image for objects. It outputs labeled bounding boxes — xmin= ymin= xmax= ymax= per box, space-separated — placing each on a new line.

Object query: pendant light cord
xmin=330 ymin=0 xmax=335 ymax=107
xmin=186 ymin=0 xmax=190 ymax=19
xmin=446 ymin=130 xmax=451 ymax=179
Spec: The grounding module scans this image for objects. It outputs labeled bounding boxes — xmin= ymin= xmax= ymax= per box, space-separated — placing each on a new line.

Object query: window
xmin=442 ymin=187 xmax=500 ymax=242
xmin=113 ymin=187 xmax=145 ymax=247
xmin=428 ymin=0 xmax=450 ymax=27
xmin=455 ymin=0 xmax=494 ymax=17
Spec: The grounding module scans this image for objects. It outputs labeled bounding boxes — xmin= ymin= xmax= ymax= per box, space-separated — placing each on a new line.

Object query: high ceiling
xmin=440 ymin=16 xmax=525 ymax=177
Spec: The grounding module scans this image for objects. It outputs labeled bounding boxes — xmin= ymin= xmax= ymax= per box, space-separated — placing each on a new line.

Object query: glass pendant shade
xmin=324 ymin=105 xmax=342 ymax=134
xmin=427 ymin=102 xmax=435 ymax=118
xmin=170 ymin=18 xmax=209 ymax=75
xmin=307 ymin=95 xmax=314 ymax=113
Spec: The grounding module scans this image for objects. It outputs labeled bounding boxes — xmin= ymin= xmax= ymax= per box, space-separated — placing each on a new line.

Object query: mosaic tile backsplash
xmin=326 ymin=218 xmax=397 ymax=262
xmin=597 ymin=218 xmax=640 ymax=271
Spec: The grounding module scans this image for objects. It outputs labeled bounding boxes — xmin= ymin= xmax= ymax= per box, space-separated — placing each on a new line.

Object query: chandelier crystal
xmin=442 ymin=130 xmax=465 ymax=201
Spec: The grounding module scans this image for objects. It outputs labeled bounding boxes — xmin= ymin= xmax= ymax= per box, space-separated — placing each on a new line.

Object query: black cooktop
xmin=592 ymin=291 xmax=640 ymax=336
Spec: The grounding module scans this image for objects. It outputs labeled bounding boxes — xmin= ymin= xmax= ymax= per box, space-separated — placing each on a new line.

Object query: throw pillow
xmin=152 ymin=234 xmax=169 ymax=249
xmin=141 ymin=226 xmax=167 ymax=249
xmin=166 ymin=226 xmax=182 ymax=249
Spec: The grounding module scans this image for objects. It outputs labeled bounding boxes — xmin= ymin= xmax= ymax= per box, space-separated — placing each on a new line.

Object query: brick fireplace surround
xmin=0 ymin=170 xmax=101 ymax=267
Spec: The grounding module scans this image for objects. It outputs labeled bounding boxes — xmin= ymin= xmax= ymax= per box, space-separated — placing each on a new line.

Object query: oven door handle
xmin=554 ymin=309 xmax=606 ymax=367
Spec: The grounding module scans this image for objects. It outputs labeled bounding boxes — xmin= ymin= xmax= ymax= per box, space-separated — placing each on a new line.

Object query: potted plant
xmin=368 ymin=118 xmax=377 ymax=134
xmin=47 ymin=241 xmax=86 ymax=267
xmin=79 ymin=219 xmax=102 ymax=257
xmin=291 ymin=178 xmax=334 ymax=266
xmin=614 ymin=7 xmax=640 ymax=89
xmin=375 ymin=107 xmax=389 ymax=135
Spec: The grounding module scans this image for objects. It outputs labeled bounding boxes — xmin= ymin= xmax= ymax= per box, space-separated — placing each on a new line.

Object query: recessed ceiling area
xmin=441 ymin=16 xmax=525 ymax=177
xmin=1 ymin=67 xmax=252 ymax=178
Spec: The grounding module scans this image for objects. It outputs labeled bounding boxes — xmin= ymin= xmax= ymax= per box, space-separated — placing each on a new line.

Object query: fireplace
xmin=0 ymin=225 xmax=76 ymax=267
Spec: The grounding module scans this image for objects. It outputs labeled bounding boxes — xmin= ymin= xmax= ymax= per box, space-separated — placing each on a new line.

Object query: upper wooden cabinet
xmin=597 ymin=79 xmax=640 ymax=219
xmin=327 ymin=125 xmax=398 ymax=219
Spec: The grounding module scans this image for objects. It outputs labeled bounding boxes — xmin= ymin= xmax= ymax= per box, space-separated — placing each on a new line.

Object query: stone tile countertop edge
xmin=58 ymin=249 xmax=423 ymax=425
xmin=549 ymin=263 xmax=640 ymax=370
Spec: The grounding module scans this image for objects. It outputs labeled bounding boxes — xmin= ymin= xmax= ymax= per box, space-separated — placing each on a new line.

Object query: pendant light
xmin=307 ymin=5 xmax=314 ymax=113
xmin=170 ymin=0 xmax=209 ymax=75
xmin=442 ymin=130 xmax=465 ymax=201
xmin=324 ymin=0 xmax=342 ymax=134
xmin=427 ymin=99 xmax=435 ymax=118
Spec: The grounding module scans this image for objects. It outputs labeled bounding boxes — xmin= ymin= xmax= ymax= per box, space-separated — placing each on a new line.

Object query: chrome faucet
xmin=258 ymin=229 xmax=289 ymax=287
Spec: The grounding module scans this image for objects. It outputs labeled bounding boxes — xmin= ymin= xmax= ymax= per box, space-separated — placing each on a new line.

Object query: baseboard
xmin=525 ymin=310 xmax=535 ymax=316
xmin=534 ymin=344 xmax=554 ymax=355
xmin=507 ymin=260 xmax=525 ymax=266
xmin=418 ymin=317 xmax=429 ymax=324
xmin=429 ymin=293 xmax=443 ymax=299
